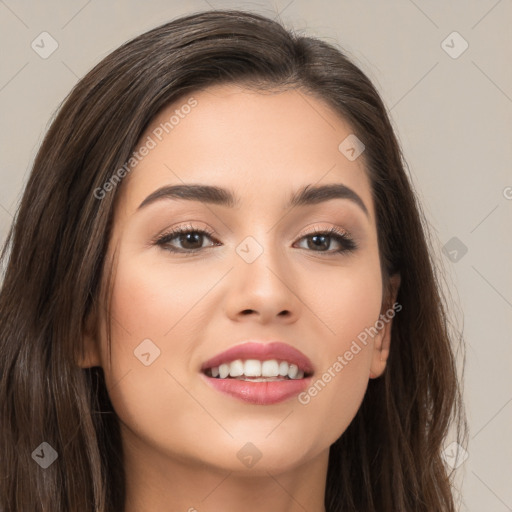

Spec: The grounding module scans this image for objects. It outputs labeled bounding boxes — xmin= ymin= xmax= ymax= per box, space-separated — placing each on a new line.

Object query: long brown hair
xmin=0 ymin=9 xmax=466 ymax=511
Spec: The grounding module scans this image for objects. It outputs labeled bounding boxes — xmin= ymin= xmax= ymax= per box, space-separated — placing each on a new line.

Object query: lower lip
xmin=201 ymin=373 xmax=312 ymax=405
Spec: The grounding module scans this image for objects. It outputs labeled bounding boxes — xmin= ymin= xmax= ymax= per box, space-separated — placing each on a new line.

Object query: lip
xmin=200 ymin=372 xmax=313 ymax=405
xmin=200 ymin=341 xmax=315 ymax=374
xmin=199 ymin=341 xmax=314 ymax=405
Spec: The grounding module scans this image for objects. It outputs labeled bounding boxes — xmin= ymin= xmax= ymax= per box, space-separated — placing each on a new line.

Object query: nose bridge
xmin=225 ymin=230 xmax=299 ymax=321
xmin=235 ymin=231 xmax=286 ymax=288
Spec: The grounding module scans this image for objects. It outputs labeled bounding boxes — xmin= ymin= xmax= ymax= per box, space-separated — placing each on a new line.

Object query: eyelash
xmin=153 ymin=223 xmax=357 ymax=257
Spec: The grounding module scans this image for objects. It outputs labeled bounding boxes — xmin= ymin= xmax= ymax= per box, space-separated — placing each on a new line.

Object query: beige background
xmin=1 ymin=0 xmax=511 ymax=509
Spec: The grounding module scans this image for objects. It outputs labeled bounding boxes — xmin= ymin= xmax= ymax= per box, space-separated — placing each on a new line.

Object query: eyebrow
xmin=137 ymin=183 xmax=369 ymax=217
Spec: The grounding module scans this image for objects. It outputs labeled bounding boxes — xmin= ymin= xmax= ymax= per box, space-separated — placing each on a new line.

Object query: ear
xmin=370 ymin=273 xmax=401 ymax=379
xmin=77 ymin=307 xmax=102 ymax=369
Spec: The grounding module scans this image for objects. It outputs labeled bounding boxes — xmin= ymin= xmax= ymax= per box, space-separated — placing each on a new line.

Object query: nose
xmin=222 ymin=241 xmax=302 ymax=324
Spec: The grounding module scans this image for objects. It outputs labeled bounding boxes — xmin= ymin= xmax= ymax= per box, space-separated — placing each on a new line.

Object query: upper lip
xmin=200 ymin=341 xmax=315 ymax=375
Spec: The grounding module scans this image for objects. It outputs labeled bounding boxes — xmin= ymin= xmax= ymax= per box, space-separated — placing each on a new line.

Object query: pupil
xmin=180 ymin=233 xmax=202 ymax=249
xmin=309 ymin=235 xmax=328 ymax=251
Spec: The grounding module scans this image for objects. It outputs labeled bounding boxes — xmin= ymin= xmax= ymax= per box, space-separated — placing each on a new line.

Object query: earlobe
xmin=369 ymin=273 xmax=401 ymax=379
xmin=77 ymin=333 xmax=102 ymax=368
xmin=77 ymin=310 xmax=102 ymax=369
xmin=369 ymin=324 xmax=391 ymax=378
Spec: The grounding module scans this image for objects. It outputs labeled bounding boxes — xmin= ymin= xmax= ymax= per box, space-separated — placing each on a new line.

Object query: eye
xmin=294 ymin=226 xmax=357 ymax=254
xmin=153 ymin=223 xmax=219 ymax=254
xmin=153 ymin=224 xmax=357 ymax=255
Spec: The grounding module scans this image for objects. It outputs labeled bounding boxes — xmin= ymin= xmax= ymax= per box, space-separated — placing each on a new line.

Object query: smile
xmin=200 ymin=341 xmax=315 ymax=405
xmin=203 ymin=358 xmax=311 ymax=380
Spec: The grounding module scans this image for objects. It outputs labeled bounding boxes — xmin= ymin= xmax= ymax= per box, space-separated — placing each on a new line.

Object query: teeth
xmin=231 ymin=376 xmax=285 ymax=382
xmin=261 ymin=360 xmax=279 ymax=377
xmin=288 ymin=364 xmax=298 ymax=379
xmin=219 ymin=363 xmax=230 ymax=379
xmin=207 ymin=359 xmax=307 ymax=380
xmin=278 ymin=361 xmax=289 ymax=376
xmin=244 ymin=359 xmax=261 ymax=377
xmin=229 ymin=359 xmax=244 ymax=377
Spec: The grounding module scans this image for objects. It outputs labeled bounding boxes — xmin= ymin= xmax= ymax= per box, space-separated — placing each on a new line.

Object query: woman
xmin=0 ymin=9 xmax=466 ymax=512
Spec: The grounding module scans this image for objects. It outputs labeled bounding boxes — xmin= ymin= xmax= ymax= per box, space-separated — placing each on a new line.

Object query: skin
xmin=80 ymin=83 xmax=400 ymax=512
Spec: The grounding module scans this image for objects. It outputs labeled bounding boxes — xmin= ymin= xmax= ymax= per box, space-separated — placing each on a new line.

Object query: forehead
xmin=116 ymin=83 xmax=374 ymax=219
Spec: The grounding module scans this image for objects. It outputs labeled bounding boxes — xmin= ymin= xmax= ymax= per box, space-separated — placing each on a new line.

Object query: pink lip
xmin=200 ymin=341 xmax=314 ymax=374
xmin=200 ymin=373 xmax=313 ymax=405
xmin=200 ymin=341 xmax=314 ymax=405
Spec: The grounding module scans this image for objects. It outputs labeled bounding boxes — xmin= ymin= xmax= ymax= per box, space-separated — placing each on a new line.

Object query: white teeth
xmin=261 ymin=360 xmax=279 ymax=377
xmin=278 ymin=361 xmax=289 ymax=376
xmin=244 ymin=359 xmax=261 ymax=377
xmin=207 ymin=359 xmax=308 ymax=380
xmin=288 ymin=364 xmax=298 ymax=379
xmin=233 ymin=376 xmax=285 ymax=382
xmin=229 ymin=359 xmax=244 ymax=377
xmin=219 ymin=363 xmax=230 ymax=379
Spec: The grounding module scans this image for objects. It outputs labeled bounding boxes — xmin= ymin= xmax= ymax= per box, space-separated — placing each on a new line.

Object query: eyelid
xmin=149 ymin=222 xmax=216 ymax=245
xmin=152 ymin=222 xmax=357 ymax=255
xmin=295 ymin=223 xmax=352 ymax=239
xmin=293 ymin=224 xmax=357 ymax=252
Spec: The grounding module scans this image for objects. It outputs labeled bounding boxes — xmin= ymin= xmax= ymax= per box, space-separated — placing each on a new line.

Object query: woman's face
xmin=82 ymin=83 xmax=398 ymax=475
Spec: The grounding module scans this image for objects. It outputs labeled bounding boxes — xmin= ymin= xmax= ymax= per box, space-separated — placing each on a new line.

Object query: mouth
xmin=202 ymin=359 xmax=313 ymax=381
xmin=200 ymin=341 xmax=314 ymax=405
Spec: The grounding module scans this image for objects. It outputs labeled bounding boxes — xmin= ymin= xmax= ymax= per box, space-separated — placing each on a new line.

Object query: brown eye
xmin=295 ymin=227 xmax=357 ymax=254
xmin=154 ymin=225 xmax=219 ymax=254
xmin=172 ymin=232 xmax=206 ymax=250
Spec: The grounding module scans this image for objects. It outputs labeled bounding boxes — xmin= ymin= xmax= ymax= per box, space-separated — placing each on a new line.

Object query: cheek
xmin=98 ymin=251 xmax=208 ymax=389
xmin=304 ymin=250 xmax=383 ymax=348
xmin=294 ymin=257 xmax=382 ymax=437
xmin=109 ymin=255 xmax=198 ymax=337
xmin=96 ymin=254 xmax=214 ymax=458
xmin=104 ymin=246 xmax=225 ymax=363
